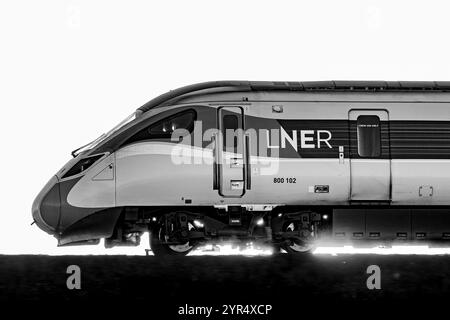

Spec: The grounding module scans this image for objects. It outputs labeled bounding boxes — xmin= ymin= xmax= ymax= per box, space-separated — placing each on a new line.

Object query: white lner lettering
xmin=266 ymin=129 xmax=280 ymax=149
xmin=300 ymin=130 xmax=315 ymax=149
xmin=281 ymin=127 xmax=297 ymax=151
xmin=317 ymin=130 xmax=332 ymax=148
xmin=277 ymin=128 xmax=333 ymax=150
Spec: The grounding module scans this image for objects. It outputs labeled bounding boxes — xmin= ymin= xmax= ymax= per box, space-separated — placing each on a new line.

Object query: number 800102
xmin=273 ymin=177 xmax=296 ymax=184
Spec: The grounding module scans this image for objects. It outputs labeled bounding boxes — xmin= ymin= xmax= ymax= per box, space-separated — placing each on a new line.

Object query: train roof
xmin=137 ymin=80 xmax=450 ymax=114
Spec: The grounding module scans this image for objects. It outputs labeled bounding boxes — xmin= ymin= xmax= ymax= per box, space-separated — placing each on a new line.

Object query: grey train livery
xmin=32 ymin=81 xmax=450 ymax=255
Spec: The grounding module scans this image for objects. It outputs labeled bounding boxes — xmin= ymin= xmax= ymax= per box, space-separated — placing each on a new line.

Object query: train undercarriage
xmin=102 ymin=206 xmax=450 ymax=256
xmin=103 ymin=206 xmax=327 ymax=255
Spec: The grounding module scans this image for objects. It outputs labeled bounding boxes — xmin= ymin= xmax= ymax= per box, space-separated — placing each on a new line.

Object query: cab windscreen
xmin=62 ymin=154 xmax=104 ymax=179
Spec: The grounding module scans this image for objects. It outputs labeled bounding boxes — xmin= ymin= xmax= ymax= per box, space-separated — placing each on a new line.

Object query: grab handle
xmin=245 ymin=134 xmax=251 ymax=190
xmin=212 ymin=133 xmax=219 ymax=190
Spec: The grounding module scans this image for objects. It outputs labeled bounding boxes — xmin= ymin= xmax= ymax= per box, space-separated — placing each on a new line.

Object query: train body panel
xmin=391 ymin=159 xmax=450 ymax=205
xmin=66 ymin=153 xmax=115 ymax=208
xmin=113 ymin=141 xmax=351 ymax=206
xmin=115 ymin=143 xmax=217 ymax=206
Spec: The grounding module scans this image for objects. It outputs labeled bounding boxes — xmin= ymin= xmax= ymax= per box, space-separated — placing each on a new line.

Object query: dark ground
xmin=1 ymin=254 xmax=450 ymax=317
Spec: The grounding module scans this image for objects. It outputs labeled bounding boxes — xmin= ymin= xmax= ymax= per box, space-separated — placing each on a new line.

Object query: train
xmin=32 ymin=80 xmax=450 ymax=255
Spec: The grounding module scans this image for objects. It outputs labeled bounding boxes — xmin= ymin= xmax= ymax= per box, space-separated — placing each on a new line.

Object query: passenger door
xmin=214 ymin=106 xmax=248 ymax=197
xmin=349 ymin=110 xmax=391 ymax=201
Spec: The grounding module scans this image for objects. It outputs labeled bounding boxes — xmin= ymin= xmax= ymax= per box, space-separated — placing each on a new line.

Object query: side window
xmin=124 ymin=110 xmax=196 ymax=145
xmin=357 ymin=115 xmax=381 ymax=157
xmin=148 ymin=110 xmax=195 ymax=137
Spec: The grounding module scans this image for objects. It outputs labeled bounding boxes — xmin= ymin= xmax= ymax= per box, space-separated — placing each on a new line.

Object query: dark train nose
xmin=32 ymin=175 xmax=61 ymax=235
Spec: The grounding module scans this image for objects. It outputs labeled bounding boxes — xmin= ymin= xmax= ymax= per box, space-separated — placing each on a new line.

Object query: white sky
xmin=1 ymin=0 xmax=450 ymax=255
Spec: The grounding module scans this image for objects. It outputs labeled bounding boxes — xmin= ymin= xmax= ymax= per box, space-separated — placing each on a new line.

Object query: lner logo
xmin=267 ymin=127 xmax=332 ymax=151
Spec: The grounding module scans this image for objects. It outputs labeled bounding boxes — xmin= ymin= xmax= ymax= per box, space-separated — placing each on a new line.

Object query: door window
xmin=222 ymin=114 xmax=240 ymax=153
xmin=357 ymin=115 xmax=381 ymax=157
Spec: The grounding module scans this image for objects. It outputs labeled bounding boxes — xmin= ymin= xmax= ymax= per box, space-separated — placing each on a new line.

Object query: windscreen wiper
xmin=71 ymin=133 xmax=106 ymax=157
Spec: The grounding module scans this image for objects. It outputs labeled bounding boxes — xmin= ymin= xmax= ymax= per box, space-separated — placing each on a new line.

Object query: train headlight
xmin=256 ymin=218 xmax=264 ymax=226
xmin=193 ymin=220 xmax=204 ymax=228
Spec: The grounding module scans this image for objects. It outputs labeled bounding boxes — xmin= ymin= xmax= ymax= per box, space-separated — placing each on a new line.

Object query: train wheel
xmin=280 ymin=222 xmax=315 ymax=254
xmin=281 ymin=239 xmax=315 ymax=253
xmin=149 ymin=222 xmax=195 ymax=256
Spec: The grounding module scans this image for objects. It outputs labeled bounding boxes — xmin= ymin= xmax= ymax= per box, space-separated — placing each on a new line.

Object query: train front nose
xmin=32 ymin=175 xmax=61 ymax=235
